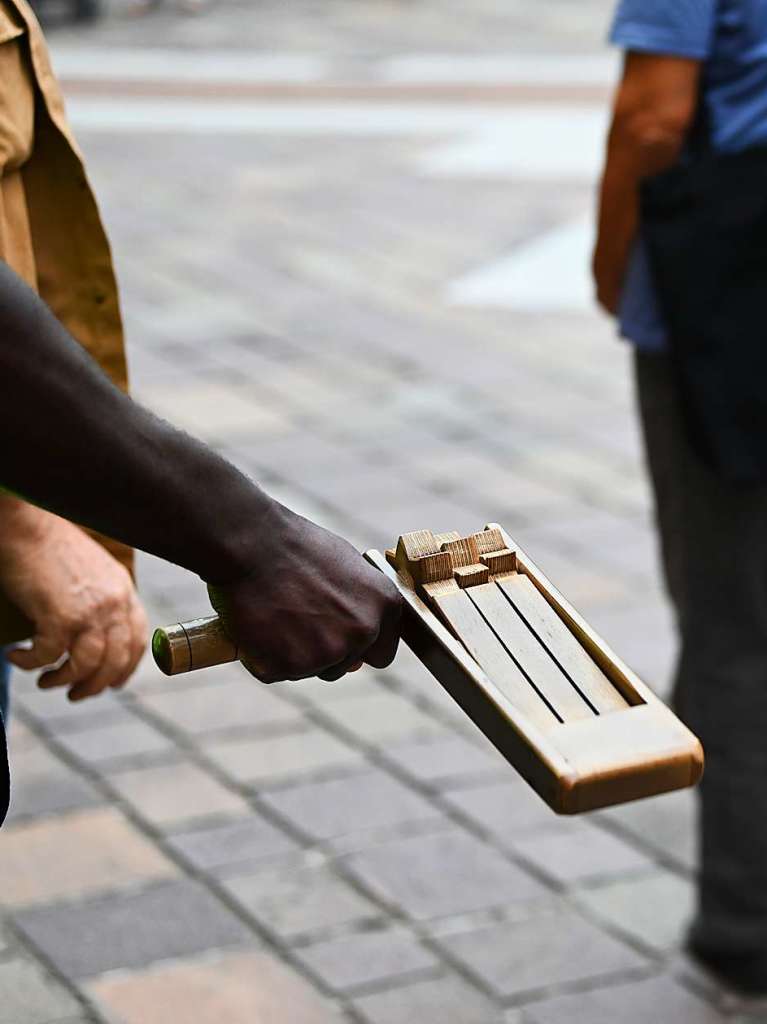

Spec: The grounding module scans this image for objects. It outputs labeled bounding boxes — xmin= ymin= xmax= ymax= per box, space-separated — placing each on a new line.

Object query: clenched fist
xmin=208 ymin=505 xmax=402 ymax=684
xmin=0 ymin=499 xmax=147 ymax=701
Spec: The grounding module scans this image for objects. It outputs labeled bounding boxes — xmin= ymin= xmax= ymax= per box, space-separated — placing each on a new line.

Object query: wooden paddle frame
xmin=364 ymin=523 xmax=703 ymax=815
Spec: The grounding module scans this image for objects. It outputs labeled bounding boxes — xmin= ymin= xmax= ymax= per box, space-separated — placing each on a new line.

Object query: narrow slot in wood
xmin=428 ymin=588 xmax=560 ymax=734
xmin=466 ymin=581 xmax=595 ymax=723
xmin=497 ymin=573 xmax=629 ymax=714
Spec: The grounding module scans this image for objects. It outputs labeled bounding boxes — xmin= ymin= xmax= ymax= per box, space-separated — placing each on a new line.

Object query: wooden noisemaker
xmin=152 ymin=523 xmax=703 ymax=814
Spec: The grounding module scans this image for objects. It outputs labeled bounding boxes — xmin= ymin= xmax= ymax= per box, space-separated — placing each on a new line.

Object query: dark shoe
xmin=688 ymin=941 xmax=767 ymax=997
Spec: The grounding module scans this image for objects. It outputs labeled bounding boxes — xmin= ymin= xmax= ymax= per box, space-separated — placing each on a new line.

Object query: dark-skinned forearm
xmin=594 ymin=54 xmax=701 ymax=313
xmin=0 ymin=262 xmax=275 ymax=583
xmin=593 ymin=134 xmax=642 ymax=311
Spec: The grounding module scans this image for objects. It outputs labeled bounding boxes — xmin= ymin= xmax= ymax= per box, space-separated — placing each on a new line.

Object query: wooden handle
xmin=151 ymin=615 xmax=238 ymax=676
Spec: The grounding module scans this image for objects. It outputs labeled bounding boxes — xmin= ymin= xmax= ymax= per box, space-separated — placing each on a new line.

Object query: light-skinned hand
xmin=0 ymin=501 xmax=147 ymax=701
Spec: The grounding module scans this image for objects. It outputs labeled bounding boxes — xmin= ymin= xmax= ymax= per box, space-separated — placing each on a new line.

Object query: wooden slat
xmin=428 ymin=588 xmax=560 ymax=734
xmin=497 ymin=573 xmax=628 ymax=714
xmin=467 ymin=581 xmax=594 ymax=723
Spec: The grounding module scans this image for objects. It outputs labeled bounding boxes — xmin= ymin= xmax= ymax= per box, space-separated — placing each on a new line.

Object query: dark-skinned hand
xmin=208 ymin=505 xmax=402 ymax=684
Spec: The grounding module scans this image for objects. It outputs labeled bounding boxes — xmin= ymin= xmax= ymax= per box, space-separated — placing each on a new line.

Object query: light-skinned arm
xmin=0 ymin=496 xmax=147 ymax=701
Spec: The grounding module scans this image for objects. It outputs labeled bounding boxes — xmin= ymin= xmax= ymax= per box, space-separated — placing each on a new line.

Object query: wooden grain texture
xmin=496 ymin=572 xmax=628 ymax=714
xmin=548 ymin=704 xmax=703 ymax=813
xmin=491 ymin=524 xmax=646 ymax=708
xmin=373 ymin=545 xmax=703 ymax=813
xmin=152 ymin=616 xmax=237 ymax=676
xmin=466 ymin=580 xmax=594 ymax=723
xmin=151 ymin=522 xmax=704 ymax=817
xmin=427 ymin=587 xmax=560 ymax=734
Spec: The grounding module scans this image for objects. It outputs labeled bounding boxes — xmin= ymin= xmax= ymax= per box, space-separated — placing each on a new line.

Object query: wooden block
xmin=497 ymin=573 xmax=628 ymax=714
xmin=454 ymin=564 xmax=490 ymax=588
xmin=472 ymin=528 xmax=506 ymax=556
xmin=397 ymin=530 xmax=440 ymax=561
xmin=435 ymin=531 xmax=462 ymax=546
xmin=393 ymin=530 xmax=454 ymax=586
xmin=425 ymin=586 xmax=559 ymax=735
xmin=547 ymin=704 xmax=701 ymax=812
xmin=466 ymin=580 xmax=594 ymax=723
xmin=412 ymin=551 xmax=453 ymax=585
xmin=481 ymin=548 xmax=517 ymax=575
xmin=441 ymin=535 xmax=480 ymax=567
xmin=371 ymin=545 xmax=703 ymax=813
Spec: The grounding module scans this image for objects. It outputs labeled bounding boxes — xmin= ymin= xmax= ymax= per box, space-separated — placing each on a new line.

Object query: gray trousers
xmin=636 ymin=350 xmax=767 ymax=955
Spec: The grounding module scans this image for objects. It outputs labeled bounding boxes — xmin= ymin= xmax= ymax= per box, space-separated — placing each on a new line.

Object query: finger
xmin=111 ymin=598 xmax=148 ymax=690
xmin=37 ymin=627 xmax=106 ymax=691
xmin=363 ymin=594 xmax=403 ymax=670
xmin=317 ymin=659 xmax=364 ymax=683
xmin=68 ymin=621 xmax=133 ymax=701
xmin=240 ymin=655 xmax=276 ymax=685
xmin=7 ymin=631 xmax=68 ymax=671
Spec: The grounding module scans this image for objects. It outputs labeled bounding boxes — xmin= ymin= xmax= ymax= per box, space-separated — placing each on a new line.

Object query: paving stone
xmin=523 ymin=974 xmax=724 ymax=1024
xmin=203 ymin=725 xmax=363 ymax=786
xmin=575 ymin=871 xmax=696 ymax=953
xmin=9 ymin=727 xmax=101 ymax=811
xmin=383 ymin=734 xmax=507 ymax=787
xmin=15 ymin=879 xmax=253 ymax=980
xmin=165 ymin=813 xmax=299 ymax=872
xmin=110 ymin=760 xmax=250 ymax=828
xmin=55 ymin=716 xmax=173 ymax=769
xmin=353 ymin=975 xmax=505 ymax=1024
xmin=440 ymin=908 xmax=647 ymax=1000
xmin=20 ymin=10 xmax=707 ymax=1023
xmin=138 ymin=674 xmax=303 ymax=736
xmin=0 ymin=808 xmax=176 ymax=907
xmin=88 ymin=948 xmax=343 ymax=1024
xmin=139 ymin=381 xmax=292 ymax=441
xmin=6 ymin=769 xmax=104 ymax=824
xmin=285 ymin=668 xmax=386 ymax=705
xmin=0 ymin=957 xmax=81 ymax=1024
xmin=12 ymin=683 xmax=129 ymax=731
xmin=511 ymin=823 xmax=656 ymax=887
xmin=597 ymin=789 xmax=698 ymax=873
xmin=345 ymin=829 xmax=547 ymax=920
xmin=296 ymin=925 xmax=438 ymax=993
xmin=0 ymin=921 xmax=14 ymax=957
xmin=222 ymin=862 xmax=380 ymax=939
xmin=315 ymin=691 xmax=447 ymax=745
xmin=11 ymin=743 xmax=78 ymax=779
xmin=6 ymin=718 xmax=39 ymax=753
xmin=441 ymin=779 xmax=570 ymax=841
xmin=260 ymin=770 xmax=441 ymax=841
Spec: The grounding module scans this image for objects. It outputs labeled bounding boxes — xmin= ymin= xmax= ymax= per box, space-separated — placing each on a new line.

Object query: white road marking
xmin=419 ymin=106 xmax=608 ymax=181
xmin=448 ymin=214 xmax=595 ymax=312
xmin=66 ymin=97 xmax=602 ymax=137
xmin=49 ymin=48 xmax=331 ymax=84
xmin=380 ymin=52 xmax=620 ymax=87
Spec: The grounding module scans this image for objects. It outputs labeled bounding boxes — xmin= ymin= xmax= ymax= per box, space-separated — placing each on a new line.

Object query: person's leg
xmin=636 ymin=350 xmax=767 ymax=986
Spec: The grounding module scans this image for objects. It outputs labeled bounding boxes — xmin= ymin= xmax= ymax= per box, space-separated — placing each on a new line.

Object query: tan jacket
xmin=0 ymin=0 xmax=132 ymax=642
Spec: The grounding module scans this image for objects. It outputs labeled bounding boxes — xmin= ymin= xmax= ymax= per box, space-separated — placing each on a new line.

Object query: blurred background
xmin=3 ymin=2 xmax=724 ymax=1022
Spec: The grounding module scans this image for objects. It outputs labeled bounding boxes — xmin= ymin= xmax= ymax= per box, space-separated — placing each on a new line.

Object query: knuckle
xmin=322 ymin=637 xmax=349 ymax=664
xmin=281 ymin=654 xmax=312 ymax=681
xmin=351 ymin=621 xmax=379 ymax=652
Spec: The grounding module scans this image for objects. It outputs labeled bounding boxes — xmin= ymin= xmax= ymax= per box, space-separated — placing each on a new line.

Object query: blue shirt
xmin=610 ymin=0 xmax=767 ymax=349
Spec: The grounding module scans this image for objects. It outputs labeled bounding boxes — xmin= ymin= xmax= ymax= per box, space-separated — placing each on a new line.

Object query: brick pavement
xmin=3 ymin=1 xmax=757 ymax=1022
